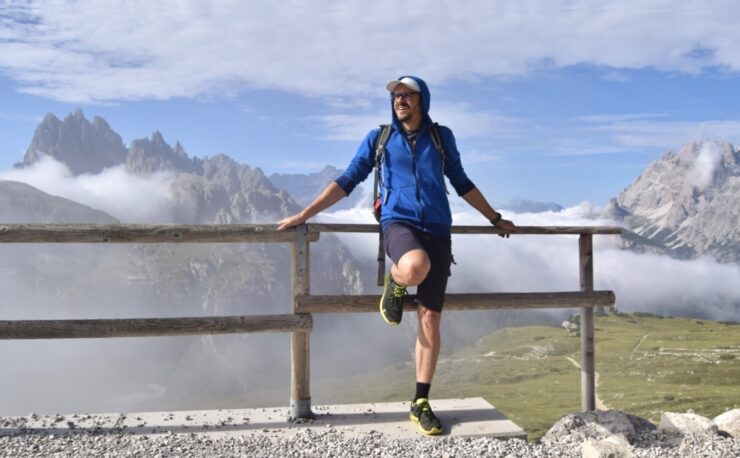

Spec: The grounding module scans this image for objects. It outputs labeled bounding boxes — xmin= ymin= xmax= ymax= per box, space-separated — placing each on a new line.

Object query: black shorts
xmin=382 ymin=222 xmax=452 ymax=313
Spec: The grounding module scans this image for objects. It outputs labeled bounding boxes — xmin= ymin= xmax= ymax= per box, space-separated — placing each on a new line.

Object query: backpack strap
xmin=429 ymin=122 xmax=449 ymax=194
xmin=373 ymin=124 xmax=392 ymax=286
xmin=373 ymin=124 xmax=392 ymax=202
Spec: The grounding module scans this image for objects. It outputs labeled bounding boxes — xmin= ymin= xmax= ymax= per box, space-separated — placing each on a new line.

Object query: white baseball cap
xmin=386 ymin=77 xmax=421 ymax=93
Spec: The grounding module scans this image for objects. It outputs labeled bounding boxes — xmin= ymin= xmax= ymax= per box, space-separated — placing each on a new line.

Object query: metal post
xmin=289 ymin=224 xmax=312 ymax=420
xmin=579 ymin=234 xmax=596 ymax=411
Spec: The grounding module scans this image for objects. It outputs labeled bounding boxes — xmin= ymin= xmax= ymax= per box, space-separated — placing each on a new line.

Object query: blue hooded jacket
xmin=334 ymin=75 xmax=475 ymax=237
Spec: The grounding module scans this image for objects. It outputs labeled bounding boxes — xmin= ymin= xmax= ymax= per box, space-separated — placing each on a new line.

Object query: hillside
xmin=0 ymin=180 xmax=118 ymax=223
xmin=225 ymin=313 xmax=739 ymax=441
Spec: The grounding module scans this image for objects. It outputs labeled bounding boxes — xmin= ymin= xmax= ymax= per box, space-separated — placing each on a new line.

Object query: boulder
xmin=542 ymin=410 xmax=655 ymax=446
xmin=713 ymin=409 xmax=740 ymax=438
xmin=659 ymin=412 xmax=717 ymax=435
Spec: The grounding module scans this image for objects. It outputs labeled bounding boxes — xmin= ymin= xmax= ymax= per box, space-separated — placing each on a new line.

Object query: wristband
xmin=490 ymin=212 xmax=502 ymax=226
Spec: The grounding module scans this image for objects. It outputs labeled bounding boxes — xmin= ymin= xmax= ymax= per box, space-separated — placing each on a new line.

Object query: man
xmin=277 ymin=75 xmax=517 ymax=435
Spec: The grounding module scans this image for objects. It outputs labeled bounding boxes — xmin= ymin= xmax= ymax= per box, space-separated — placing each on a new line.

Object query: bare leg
xmin=416 ymin=305 xmax=441 ymax=384
xmin=390 ymin=248 xmax=430 ymax=287
xmin=389 ymin=248 xmax=440 ymax=384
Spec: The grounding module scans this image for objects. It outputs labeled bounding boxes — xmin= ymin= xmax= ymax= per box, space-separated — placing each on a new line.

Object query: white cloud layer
xmin=321 ymin=199 xmax=740 ymax=322
xmin=2 ymin=1 xmax=740 ymax=103
xmin=580 ymin=117 xmax=740 ymax=152
xmin=308 ymin=103 xmax=522 ymax=142
xmin=3 ymin=156 xmax=739 ymax=322
xmin=0 ymin=157 xmax=176 ymax=222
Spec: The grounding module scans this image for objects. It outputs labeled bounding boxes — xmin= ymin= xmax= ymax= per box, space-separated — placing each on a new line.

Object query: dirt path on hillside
xmin=631 ymin=334 xmax=650 ymax=356
xmin=565 ymin=356 xmax=610 ymax=410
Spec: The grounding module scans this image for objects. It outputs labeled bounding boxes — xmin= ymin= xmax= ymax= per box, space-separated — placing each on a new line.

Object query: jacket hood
xmin=390 ymin=75 xmax=432 ymax=129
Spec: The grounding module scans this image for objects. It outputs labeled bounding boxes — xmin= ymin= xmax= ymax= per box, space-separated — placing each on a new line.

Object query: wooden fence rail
xmin=0 ymin=223 xmax=622 ymax=419
xmin=0 ymin=314 xmax=312 ymax=340
xmin=296 ymin=291 xmax=615 ymax=313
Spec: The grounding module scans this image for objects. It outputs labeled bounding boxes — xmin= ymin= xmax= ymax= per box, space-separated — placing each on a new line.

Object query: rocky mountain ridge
xmin=21 ymin=109 xmax=127 ymax=175
xmin=17 ymin=109 xmax=301 ymax=224
xmin=606 ymin=139 xmax=740 ymax=262
xmin=269 ymin=165 xmax=365 ymax=211
xmin=2 ymin=110 xmax=377 ymax=415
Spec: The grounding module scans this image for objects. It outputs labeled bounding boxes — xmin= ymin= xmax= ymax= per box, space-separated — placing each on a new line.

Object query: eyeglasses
xmin=391 ymin=91 xmax=417 ymax=101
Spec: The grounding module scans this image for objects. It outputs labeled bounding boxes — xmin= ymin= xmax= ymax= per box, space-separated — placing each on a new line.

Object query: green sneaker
xmin=379 ymin=272 xmax=406 ymax=325
xmin=409 ymin=398 xmax=443 ymax=435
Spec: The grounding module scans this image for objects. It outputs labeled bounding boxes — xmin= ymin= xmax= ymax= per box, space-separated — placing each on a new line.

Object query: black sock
xmin=414 ymin=382 xmax=431 ymax=401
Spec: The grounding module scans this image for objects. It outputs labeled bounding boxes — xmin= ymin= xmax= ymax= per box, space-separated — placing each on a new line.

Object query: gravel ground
xmin=1 ymin=428 xmax=738 ymax=457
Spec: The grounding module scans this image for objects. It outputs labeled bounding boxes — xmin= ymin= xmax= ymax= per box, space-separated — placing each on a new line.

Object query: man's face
xmin=392 ymin=84 xmax=421 ymax=125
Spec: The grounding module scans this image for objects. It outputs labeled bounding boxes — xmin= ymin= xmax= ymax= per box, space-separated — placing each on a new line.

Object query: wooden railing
xmin=0 ymin=223 xmax=621 ymax=419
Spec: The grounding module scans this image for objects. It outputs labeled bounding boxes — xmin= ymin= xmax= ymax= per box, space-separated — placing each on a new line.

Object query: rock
xmin=713 ymin=409 xmax=740 ymax=438
xmin=269 ymin=165 xmax=365 ymax=211
xmin=659 ymin=412 xmax=718 ymax=435
xmin=126 ymin=132 xmax=201 ymax=175
xmin=603 ymin=433 xmax=631 ymax=447
xmin=22 ymin=110 xmax=128 ymax=175
xmin=612 ymin=140 xmax=740 ymax=262
xmin=581 ymin=437 xmax=635 ymax=458
xmin=499 ymin=197 xmax=563 ymax=214
xmin=542 ymin=410 xmax=655 ymax=446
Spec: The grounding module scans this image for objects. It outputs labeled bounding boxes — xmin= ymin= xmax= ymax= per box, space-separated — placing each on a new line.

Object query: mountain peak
xmin=22 ymin=110 xmax=127 ymax=175
xmin=41 ymin=112 xmax=61 ymax=125
xmin=616 ymin=139 xmax=740 ymax=262
xmin=677 ymin=140 xmax=737 ymax=192
xmin=126 ymin=131 xmax=200 ymax=175
xmin=71 ymin=108 xmax=85 ymax=120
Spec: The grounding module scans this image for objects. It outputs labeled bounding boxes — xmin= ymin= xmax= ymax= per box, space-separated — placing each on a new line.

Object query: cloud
xmin=576 ymin=113 xmax=669 ymax=124
xmin=583 ymin=119 xmax=740 ymax=151
xmin=2 ymin=1 xmax=740 ymax=103
xmin=0 ymin=156 xmax=176 ymax=222
xmin=308 ymin=103 xmax=523 ymax=142
xmin=686 ymin=141 xmax=724 ymax=189
xmin=321 ymin=200 xmax=740 ymax=322
xmin=307 ymin=112 xmax=388 ymax=142
xmin=536 ymin=116 xmax=740 ymax=159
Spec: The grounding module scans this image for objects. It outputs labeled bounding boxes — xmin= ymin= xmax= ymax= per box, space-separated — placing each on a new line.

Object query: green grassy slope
xmin=306 ymin=313 xmax=739 ymax=441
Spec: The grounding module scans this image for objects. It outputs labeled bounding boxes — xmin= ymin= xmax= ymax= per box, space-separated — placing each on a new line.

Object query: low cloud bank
xmin=322 ymin=199 xmax=740 ymax=322
xmin=4 ymin=158 xmax=738 ymax=322
xmin=0 ymin=157 xmax=176 ymax=222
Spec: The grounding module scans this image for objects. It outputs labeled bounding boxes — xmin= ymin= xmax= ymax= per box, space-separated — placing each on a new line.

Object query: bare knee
xmin=395 ymin=250 xmax=430 ymax=286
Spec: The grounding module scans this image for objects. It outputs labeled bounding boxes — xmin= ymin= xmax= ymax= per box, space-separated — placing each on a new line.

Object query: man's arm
xmin=277 ymin=182 xmax=347 ymax=230
xmin=461 ymin=187 xmax=517 ymax=237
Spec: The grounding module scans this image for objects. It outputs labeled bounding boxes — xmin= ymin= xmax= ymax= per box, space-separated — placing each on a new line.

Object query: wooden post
xmin=290 ymin=224 xmax=312 ymax=420
xmin=579 ymin=234 xmax=596 ymax=411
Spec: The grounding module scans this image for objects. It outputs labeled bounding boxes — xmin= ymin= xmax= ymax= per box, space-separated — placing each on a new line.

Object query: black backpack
xmin=372 ymin=123 xmax=447 ymax=285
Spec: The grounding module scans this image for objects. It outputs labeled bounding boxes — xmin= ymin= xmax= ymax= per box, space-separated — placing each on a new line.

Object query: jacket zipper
xmin=408 ymin=129 xmax=425 ymax=224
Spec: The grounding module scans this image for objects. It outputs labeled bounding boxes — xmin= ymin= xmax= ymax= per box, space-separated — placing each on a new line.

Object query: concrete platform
xmin=3 ymin=397 xmax=526 ymax=441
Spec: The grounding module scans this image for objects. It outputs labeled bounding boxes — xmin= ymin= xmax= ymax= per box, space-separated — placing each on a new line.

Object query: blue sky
xmin=2 ymin=1 xmax=740 ymax=207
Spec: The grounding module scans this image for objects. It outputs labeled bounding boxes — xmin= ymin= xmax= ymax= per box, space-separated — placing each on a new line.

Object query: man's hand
xmin=276 ymin=182 xmax=347 ymax=231
xmin=493 ymin=218 xmax=517 ymax=238
xmin=277 ymin=213 xmax=307 ymax=231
